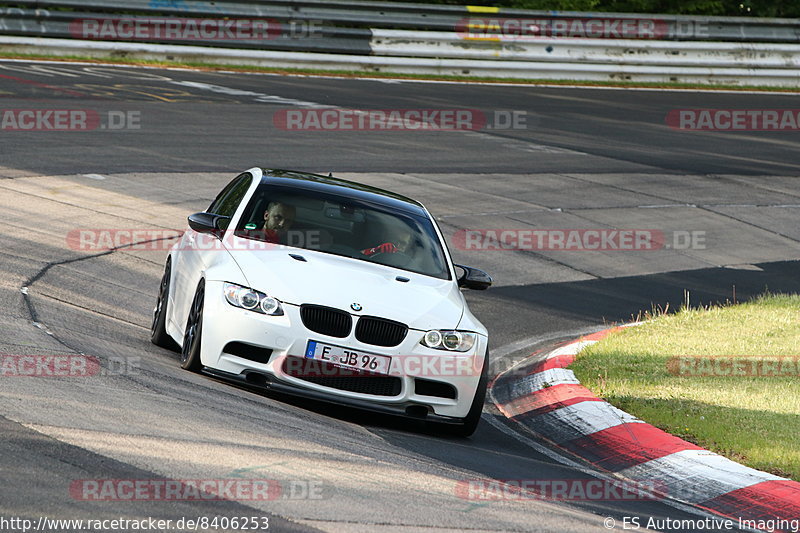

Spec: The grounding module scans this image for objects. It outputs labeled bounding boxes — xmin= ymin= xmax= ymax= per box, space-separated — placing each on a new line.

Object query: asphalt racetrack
xmin=1 ymin=60 xmax=799 ymax=532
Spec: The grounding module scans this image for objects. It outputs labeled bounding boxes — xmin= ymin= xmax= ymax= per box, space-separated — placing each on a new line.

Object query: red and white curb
xmin=489 ymin=327 xmax=800 ymax=530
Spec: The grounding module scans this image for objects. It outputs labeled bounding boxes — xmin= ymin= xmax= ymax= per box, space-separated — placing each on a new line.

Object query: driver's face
xmin=264 ymin=204 xmax=294 ymax=231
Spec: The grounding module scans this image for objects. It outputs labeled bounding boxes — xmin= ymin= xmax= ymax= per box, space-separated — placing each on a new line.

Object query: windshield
xmin=234 ymin=184 xmax=451 ymax=280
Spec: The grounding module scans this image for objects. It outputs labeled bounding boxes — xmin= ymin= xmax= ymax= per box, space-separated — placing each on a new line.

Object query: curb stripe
xmin=546 ymin=339 xmax=597 ymax=358
xmin=492 ymin=367 xmax=580 ymax=405
xmin=501 ymin=383 xmax=601 ymax=419
xmin=616 ymin=449 xmax=783 ymax=504
xmin=521 ymin=367 xmax=581 ymax=392
xmin=491 ymin=326 xmax=800 ymax=525
xmin=579 ymin=329 xmax=620 ymax=342
xmin=534 ymin=400 xmax=643 ymax=445
xmin=491 ymin=339 xmax=598 ymax=405
xmin=526 ymin=353 xmax=577 ymax=374
xmin=560 ymin=423 xmax=703 ymax=472
xmin=701 ymin=480 xmax=800 ymax=526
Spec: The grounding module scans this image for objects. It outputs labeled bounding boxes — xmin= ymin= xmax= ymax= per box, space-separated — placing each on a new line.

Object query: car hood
xmin=227 ymin=238 xmax=465 ymax=330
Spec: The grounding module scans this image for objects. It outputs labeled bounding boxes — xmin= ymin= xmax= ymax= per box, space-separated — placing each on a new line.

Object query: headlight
xmin=223 ymin=282 xmax=284 ymax=316
xmin=420 ymin=330 xmax=476 ymax=352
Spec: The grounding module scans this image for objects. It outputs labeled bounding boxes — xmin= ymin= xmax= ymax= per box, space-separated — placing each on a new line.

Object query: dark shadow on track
xmin=466 ymin=260 xmax=800 ymax=350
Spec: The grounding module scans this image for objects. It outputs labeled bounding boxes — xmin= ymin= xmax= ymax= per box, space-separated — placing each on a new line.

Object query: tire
xmin=150 ymin=259 xmax=179 ymax=351
xmin=440 ymin=352 xmax=488 ymax=437
xmin=180 ymin=280 xmax=205 ymax=372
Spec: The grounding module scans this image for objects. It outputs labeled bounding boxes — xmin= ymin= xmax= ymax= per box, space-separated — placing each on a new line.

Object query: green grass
xmin=570 ymin=293 xmax=800 ymax=480
xmin=1 ymin=51 xmax=800 ymax=92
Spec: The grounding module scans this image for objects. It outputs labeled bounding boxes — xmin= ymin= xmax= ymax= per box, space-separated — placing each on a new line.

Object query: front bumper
xmin=200 ymin=280 xmax=487 ymax=419
xmin=203 ymin=367 xmax=470 ymax=424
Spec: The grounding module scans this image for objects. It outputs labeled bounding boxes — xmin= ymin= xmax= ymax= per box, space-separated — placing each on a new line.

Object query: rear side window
xmin=207 ymin=173 xmax=252 ymax=229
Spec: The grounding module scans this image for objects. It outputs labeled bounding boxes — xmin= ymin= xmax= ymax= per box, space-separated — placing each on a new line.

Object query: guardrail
xmin=373 ymin=29 xmax=800 ymax=67
xmin=1 ymin=1 xmax=800 ymax=85
xmin=4 ymin=0 xmax=800 ymax=41
xmin=0 ymin=6 xmax=372 ymax=54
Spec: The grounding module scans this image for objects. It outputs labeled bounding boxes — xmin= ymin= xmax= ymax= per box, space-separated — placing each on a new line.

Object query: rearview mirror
xmin=325 ymin=205 xmax=366 ymax=223
xmin=187 ymin=212 xmax=231 ymax=237
xmin=455 ymin=264 xmax=492 ymax=290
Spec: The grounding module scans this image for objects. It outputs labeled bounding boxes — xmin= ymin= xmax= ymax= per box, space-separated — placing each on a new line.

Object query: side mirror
xmin=455 ymin=264 xmax=492 ymax=290
xmin=187 ymin=212 xmax=231 ymax=237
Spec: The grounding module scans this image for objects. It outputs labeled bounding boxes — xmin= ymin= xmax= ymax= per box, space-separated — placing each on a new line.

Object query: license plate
xmin=305 ymin=340 xmax=392 ymax=375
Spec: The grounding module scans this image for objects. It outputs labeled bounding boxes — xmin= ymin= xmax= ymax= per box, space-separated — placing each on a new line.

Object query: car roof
xmin=259 ymin=169 xmax=427 ymax=216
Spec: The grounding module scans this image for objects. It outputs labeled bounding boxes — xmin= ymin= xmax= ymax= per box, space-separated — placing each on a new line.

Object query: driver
xmin=261 ymin=201 xmax=296 ymax=244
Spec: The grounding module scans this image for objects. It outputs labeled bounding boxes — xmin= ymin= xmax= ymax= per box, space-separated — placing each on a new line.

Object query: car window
xmin=207 ymin=173 xmax=252 ymax=230
xmin=208 ymin=173 xmax=252 ymax=217
xmin=234 ymin=184 xmax=450 ymax=280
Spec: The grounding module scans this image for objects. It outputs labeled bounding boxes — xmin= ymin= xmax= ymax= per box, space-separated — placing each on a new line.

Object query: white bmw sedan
xmin=151 ymin=168 xmax=492 ymax=436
